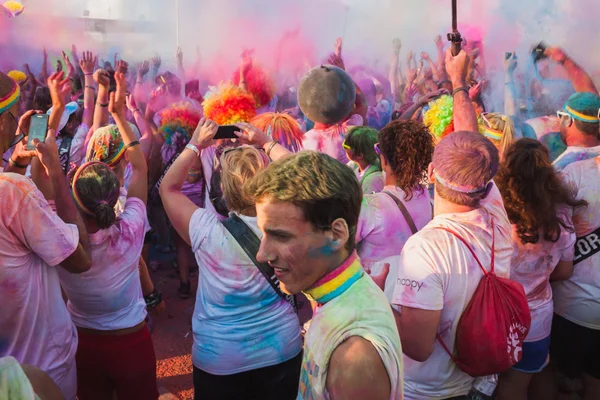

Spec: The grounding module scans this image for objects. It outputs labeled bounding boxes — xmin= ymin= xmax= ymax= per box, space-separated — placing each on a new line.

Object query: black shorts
xmin=550 ymin=314 xmax=600 ymax=379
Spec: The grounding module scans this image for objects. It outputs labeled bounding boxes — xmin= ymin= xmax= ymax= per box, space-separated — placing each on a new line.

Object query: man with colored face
xmin=246 ymin=150 xmax=403 ymax=400
xmin=0 ymin=71 xmax=92 ymax=400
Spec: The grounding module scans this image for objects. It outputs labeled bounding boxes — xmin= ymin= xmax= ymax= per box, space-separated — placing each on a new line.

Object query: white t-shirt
xmin=303 ymin=114 xmax=364 ymax=164
xmin=189 ymin=209 xmax=303 ymax=375
xmin=392 ymin=184 xmax=514 ymax=399
xmin=0 ymin=173 xmax=79 ymax=400
xmin=552 ymin=158 xmax=600 ymax=329
xmin=509 ymin=212 xmax=575 ymax=341
xmin=356 ymin=185 xmax=432 ymax=304
xmin=552 ymin=145 xmax=600 ymax=172
xmin=58 ymin=198 xmax=147 ymax=331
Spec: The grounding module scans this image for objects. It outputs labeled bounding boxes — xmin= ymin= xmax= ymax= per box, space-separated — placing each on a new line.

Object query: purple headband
xmin=434 ymin=170 xmax=489 ymax=194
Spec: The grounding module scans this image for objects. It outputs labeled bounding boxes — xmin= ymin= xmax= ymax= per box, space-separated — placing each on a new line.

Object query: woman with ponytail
xmin=58 ymin=71 xmax=159 ymax=400
xmin=480 ymin=112 xmax=516 ymax=161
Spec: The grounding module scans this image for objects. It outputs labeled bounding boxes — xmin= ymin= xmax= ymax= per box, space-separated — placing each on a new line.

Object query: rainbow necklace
xmin=304 ymin=252 xmax=363 ymax=305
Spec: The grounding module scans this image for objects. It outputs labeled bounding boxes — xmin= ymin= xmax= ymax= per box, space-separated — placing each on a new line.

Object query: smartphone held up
xmin=27 ymin=113 xmax=49 ymax=150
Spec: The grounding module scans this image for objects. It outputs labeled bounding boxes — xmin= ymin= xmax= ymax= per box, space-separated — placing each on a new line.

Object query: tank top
xmin=297 ymin=252 xmax=404 ymax=400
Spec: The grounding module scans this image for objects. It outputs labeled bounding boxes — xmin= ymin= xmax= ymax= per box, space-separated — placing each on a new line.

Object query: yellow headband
xmin=565 ymin=105 xmax=600 ymax=123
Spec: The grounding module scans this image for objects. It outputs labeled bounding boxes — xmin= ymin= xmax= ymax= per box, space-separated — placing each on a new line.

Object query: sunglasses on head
xmin=556 ymin=110 xmax=572 ymax=124
xmin=374 ymin=142 xmax=381 ymax=155
xmin=342 ymin=139 xmax=351 ymax=151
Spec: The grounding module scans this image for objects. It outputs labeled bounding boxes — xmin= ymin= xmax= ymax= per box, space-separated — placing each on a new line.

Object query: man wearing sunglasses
xmin=550 ymin=90 xmax=600 ymax=400
xmin=0 ymin=71 xmax=93 ymax=400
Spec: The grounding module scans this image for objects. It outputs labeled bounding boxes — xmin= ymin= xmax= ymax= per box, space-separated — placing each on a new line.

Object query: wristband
xmin=452 ymin=87 xmax=469 ymax=96
xmin=132 ymin=108 xmax=142 ymax=115
xmin=266 ymin=141 xmax=277 ymax=157
xmin=144 ymin=289 xmax=162 ymax=309
xmin=84 ymin=72 xmax=94 ymax=76
xmin=185 ymin=143 xmax=201 ymax=157
xmin=124 ymin=141 xmax=140 ymax=151
xmin=99 ymin=103 xmax=109 ymax=107
xmin=85 ymin=85 xmax=95 ymax=90
xmin=9 ymin=157 xmax=28 ymax=169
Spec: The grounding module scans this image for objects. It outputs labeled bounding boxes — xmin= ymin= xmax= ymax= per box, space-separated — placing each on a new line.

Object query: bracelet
xmin=9 ymin=157 xmax=28 ymax=169
xmin=85 ymin=85 xmax=95 ymax=90
xmin=452 ymin=87 xmax=469 ymax=96
xmin=144 ymin=289 xmax=162 ymax=309
xmin=132 ymin=108 xmax=142 ymax=115
xmin=124 ymin=140 xmax=140 ymax=150
xmin=185 ymin=143 xmax=201 ymax=157
xmin=266 ymin=141 xmax=277 ymax=157
xmin=558 ymin=57 xmax=568 ymax=65
xmin=84 ymin=72 xmax=94 ymax=76
xmin=99 ymin=103 xmax=109 ymax=107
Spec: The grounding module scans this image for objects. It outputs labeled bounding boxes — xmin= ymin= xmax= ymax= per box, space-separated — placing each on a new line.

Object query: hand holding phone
xmin=27 ymin=114 xmax=49 ymax=150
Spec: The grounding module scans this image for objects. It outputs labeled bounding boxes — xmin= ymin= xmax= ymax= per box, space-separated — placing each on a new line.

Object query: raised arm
xmin=234 ymin=122 xmax=292 ymax=161
xmin=111 ymin=70 xmax=148 ymax=204
xmin=79 ymin=51 xmax=97 ymax=128
xmin=545 ymin=46 xmax=599 ymax=95
xmin=126 ymin=93 xmax=152 ymax=162
xmin=40 ymin=47 xmax=49 ymax=83
xmin=421 ymin=51 xmax=442 ymax=82
xmin=33 ymin=128 xmax=92 ymax=274
xmin=504 ymin=52 xmax=518 ymax=118
xmin=445 ymin=48 xmax=479 ymax=132
xmin=159 ymin=118 xmax=218 ymax=245
xmin=92 ymin=68 xmax=110 ymax=132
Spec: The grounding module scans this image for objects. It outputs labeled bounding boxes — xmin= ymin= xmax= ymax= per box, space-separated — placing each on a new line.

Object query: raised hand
xmin=56 ymin=60 xmax=63 ymax=73
xmin=151 ymin=56 xmax=162 ymax=72
xmin=240 ymin=49 xmax=254 ymax=76
xmin=504 ymin=52 xmax=518 ymax=74
xmin=420 ymin=51 xmax=431 ymax=62
xmin=33 ymin=128 xmax=61 ymax=177
xmin=79 ymin=51 xmax=97 ymax=75
xmin=190 ymin=118 xmax=218 ymax=149
xmin=138 ymin=60 xmax=150 ymax=78
xmin=334 ymin=37 xmax=343 ymax=58
xmin=110 ymin=72 xmax=128 ymax=116
xmin=116 ymin=60 xmax=129 ymax=75
xmin=47 ymin=71 xmax=71 ymax=106
xmin=93 ymin=68 xmax=110 ymax=88
xmin=445 ymin=48 xmax=471 ymax=86
xmin=126 ymin=93 xmax=138 ymax=113
xmin=113 ymin=53 xmax=119 ymax=68
xmin=234 ymin=122 xmax=270 ymax=147
xmin=434 ymin=35 xmax=444 ymax=51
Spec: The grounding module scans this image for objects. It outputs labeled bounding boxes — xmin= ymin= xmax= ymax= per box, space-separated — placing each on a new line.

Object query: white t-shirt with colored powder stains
xmin=0 ymin=173 xmax=79 ymax=400
xmin=189 ymin=208 xmax=302 ymax=375
xmin=552 ymin=158 xmax=600 ymax=329
xmin=356 ymin=185 xmax=432 ymax=305
xmin=58 ymin=198 xmax=147 ymax=331
xmin=509 ymin=211 xmax=576 ymax=342
xmin=392 ymin=183 xmax=514 ymax=399
xmin=303 ymin=114 xmax=364 ymax=164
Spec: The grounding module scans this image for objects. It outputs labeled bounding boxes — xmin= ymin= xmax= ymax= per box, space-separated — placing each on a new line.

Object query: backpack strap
xmin=58 ymin=136 xmax=73 ymax=175
xmin=359 ymin=165 xmax=381 ymax=187
xmin=222 ymin=214 xmax=298 ymax=313
xmin=434 ymin=219 xmax=496 ymax=363
xmin=383 ymin=190 xmax=418 ymax=235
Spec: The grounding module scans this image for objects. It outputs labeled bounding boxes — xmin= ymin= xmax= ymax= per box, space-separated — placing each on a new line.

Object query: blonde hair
xmin=220 ymin=146 xmax=270 ymax=216
xmin=480 ymin=113 xmax=515 ymax=160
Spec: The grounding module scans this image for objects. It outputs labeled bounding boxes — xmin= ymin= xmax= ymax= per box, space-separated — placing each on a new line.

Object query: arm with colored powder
xmin=33 ymin=128 xmax=92 ymax=274
xmin=79 ymin=51 xmax=97 ymax=129
xmin=445 ymin=48 xmax=479 ymax=132
xmin=389 ymin=39 xmax=401 ymax=108
xmin=504 ymin=52 xmax=518 ymax=119
xmin=46 ymin=72 xmax=70 ymax=132
xmin=421 ymin=52 xmax=442 ymax=83
xmin=126 ymin=93 xmax=152 ymax=162
xmin=112 ymin=71 xmax=148 ymax=204
xmin=92 ymin=68 xmax=110 ymax=132
xmin=434 ymin=35 xmax=448 ymax=81
xmin=545 ymin=47 xmax=599 ymax=95
xmin=40 ymin=47 xmax=49 ymax=83
xmin=160 ymin=118 xmax=218 ymax=246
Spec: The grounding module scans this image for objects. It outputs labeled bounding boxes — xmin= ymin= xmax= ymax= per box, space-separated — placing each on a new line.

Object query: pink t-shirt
xmin=356 ymin=185 xmax=432 ymax=304
xmin=59 ymin=198 xmax=147 ymax=331
xmin=391 ymin=183 xmax=515 ymax=399
xmin=509 ymin=211 xmax=575 ymax=342
xmin=303 ymin=114 xmax=364 ymax=164
xmin=0 ymin=173 xmax=79 ymax=399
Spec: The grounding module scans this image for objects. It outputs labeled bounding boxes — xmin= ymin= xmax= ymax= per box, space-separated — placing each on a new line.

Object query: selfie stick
xmin=447 ymin=0 xmax=462 ymax=56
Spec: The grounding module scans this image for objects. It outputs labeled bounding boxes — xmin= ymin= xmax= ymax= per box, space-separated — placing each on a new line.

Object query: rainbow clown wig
xmin=158 ymin=102 xmax=202 ymax=164
xmin=232 ymin=64 xmax=275 ymax=109
xmin=422 ymin=95 xmax=486 ymax=145
xmin=202 ymin=83 xmax=256 ymax=125
xmin=422 ymin=95 xmax=455 ymax=144
xmin=1 ymin=1 xmax=24 ymax=18
xmin=250 ymin=112 xmax=304 ymax=153
xmin=7 ymin=70 xmax=27 ymax=86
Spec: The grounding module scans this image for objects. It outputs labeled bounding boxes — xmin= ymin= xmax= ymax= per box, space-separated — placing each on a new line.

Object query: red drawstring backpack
xmin=436 ymin=221 xmax=532 ymax=377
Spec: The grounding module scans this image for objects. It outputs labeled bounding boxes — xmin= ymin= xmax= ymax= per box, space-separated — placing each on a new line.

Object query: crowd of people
xmin=1 ymin=30 xmax=599 ymax=400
